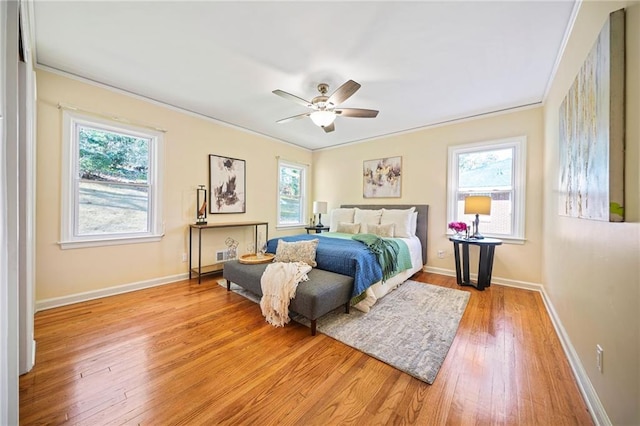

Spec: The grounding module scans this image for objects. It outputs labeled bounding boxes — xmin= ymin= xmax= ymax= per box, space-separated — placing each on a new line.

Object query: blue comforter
xmin=266 ymin=234 xmax=392 ymax=299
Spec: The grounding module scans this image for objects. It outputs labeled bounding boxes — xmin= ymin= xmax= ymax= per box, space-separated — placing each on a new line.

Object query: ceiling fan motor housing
xmin=312 ymin=95 xmax=330 ymax=109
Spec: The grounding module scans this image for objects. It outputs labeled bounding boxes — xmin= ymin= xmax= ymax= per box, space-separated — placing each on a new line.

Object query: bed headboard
xmin=340 ymin=204 xmax=429 ymax=265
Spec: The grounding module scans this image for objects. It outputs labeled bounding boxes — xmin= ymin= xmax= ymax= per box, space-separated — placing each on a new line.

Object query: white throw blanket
xmin=260 ymin=261 xmax=312 ymax=327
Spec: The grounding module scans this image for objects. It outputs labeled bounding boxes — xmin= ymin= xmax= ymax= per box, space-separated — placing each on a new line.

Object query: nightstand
xmin=449 ymin=236 xmax=502 ymax=290
xmin=305 ymin=226 xmax=329 ymax=234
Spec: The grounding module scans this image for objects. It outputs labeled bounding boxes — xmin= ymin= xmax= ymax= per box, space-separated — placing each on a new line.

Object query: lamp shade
xmin=464 ymin=196 xmax=491 ymax=215
xmin=310 ymin=111 xmax=336 ymax=127
xmin=313 ymin=201 xmax=328 ymax=214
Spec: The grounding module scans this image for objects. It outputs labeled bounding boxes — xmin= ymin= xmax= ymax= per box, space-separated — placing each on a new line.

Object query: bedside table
xmin=449 ymin=236 xmax=502 ymax=290
xmin=306 ymin=226 xmax=329 ymax=234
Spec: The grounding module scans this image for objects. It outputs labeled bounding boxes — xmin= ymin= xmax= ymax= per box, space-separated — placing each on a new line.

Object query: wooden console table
xmin=189 ymin=221 xmax=268 ymax=283
xmin=449 ymin=236 xmax=502 ymax=290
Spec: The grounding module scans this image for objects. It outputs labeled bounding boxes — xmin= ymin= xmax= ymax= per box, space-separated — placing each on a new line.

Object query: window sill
xmin=497 ymin=236 xmax=526 ymax=245
xmin=275 ymin=224 xmax=306 ymax=231
xmin=59 ymin=234 xmax=164 ymax=250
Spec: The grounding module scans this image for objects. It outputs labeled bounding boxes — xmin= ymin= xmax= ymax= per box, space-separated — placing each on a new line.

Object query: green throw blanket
xmin=352 ymin=233 xmax=401 ymax=283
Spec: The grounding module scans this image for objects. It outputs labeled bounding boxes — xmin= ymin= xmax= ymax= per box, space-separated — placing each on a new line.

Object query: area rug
xmin=219 ymin=279 xmax=470 ymax=384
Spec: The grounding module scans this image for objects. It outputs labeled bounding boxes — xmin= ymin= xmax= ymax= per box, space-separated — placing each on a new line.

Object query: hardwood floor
xmin=20 ymin=272 xmax=592 ymax=425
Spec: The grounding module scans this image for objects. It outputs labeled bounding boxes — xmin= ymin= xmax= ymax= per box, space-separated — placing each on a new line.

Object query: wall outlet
xmin=437 ymin=250 xmax=445 ymax=259
xmin=181 ymin=253 xmax=187 ymax=262
xmin=596 ymin=344 xmax=603 ymax=373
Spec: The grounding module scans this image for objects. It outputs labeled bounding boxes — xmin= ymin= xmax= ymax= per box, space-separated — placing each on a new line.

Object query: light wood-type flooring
xmin=20 ymin=272 xmax=593 ymax=425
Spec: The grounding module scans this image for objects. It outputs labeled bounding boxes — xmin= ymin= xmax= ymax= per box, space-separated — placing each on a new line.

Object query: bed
xmin=266 ymin=204 xmax=428 ymax=312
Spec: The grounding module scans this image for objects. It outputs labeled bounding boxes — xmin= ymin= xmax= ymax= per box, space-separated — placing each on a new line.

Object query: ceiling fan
xmin=272 ymin=80 xmax=379 ymax=133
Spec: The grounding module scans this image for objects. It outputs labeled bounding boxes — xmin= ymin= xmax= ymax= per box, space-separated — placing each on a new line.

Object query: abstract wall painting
xmin=363 ymin=156 xmax=402 ymax=198
xmin=209 ymin=154 xmax=246 ymax=213
xmin=558 ymin=9 xmax=625 ymax=222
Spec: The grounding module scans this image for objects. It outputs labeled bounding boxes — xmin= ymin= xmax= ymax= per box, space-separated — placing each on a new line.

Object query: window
xmin=447 ymin=136 xmax=526 ymax=241
xmin=60 ymin=110 xmax=164 ymax=249
xmin=277 ymin=159 xmax=307 ymax=228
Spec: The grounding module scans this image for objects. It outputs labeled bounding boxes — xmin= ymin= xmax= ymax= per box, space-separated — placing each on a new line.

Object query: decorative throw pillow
xmin=329 ymin=208 xmax=355 ymax=232
xmin=369 ymin=223 xmax=395 ymax=238
xmin=274 ymin=239 xmax=319 ymax=267
xmin=380 ymin=207 xmax=416 ymax=238
xmin=353 ymin=208 xmax=382 ymax=233
xmin=337 ymin=222 xmax=361 ymax=234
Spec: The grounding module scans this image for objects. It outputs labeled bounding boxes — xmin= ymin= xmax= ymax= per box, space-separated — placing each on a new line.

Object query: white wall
xmin=18 ymin=1 xmax=36 ymax=376
xmin=1 ymin=0 xmax=21 ymax=423
xmin=542 ymin=1 xmax=640 ymax=424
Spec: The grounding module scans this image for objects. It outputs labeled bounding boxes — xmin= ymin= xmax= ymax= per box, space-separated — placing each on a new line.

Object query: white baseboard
xmin=35 ymin=272 xmax=189 ymax=312
xmin=424 ymin=266 xmax=543 ymax=292
xmin=425 ymin=265 xmax=608 ymax=425
xmin=538 ymin=288 xmax=611 ymax=426
xmin=31 ymin=339 xmax=36 ymax=370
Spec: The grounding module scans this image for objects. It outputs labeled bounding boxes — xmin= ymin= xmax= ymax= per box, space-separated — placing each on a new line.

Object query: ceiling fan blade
xmin=272 ymin=89 xmax=313 ymax=108
xmin=327 ymin=80 xmax=361 ymax=106
xmin=322 ymin=122 xmax=335 ymax=133
xmin=335 ymin=108 xmax=379 ymax=118
xmin=276 ymin=112 xmax=310 ymax=124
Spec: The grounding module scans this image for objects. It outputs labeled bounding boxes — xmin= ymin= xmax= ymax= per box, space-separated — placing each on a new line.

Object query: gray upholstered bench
xmin=222 ymin=260 xmax=353 ymax=335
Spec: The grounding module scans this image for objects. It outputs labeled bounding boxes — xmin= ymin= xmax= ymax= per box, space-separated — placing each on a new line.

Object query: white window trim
xmin=447 ymin=135 xmax=526 ymax=243
xmin=276 ymin=158 xmax=308 ymax=229
xmin=59 ymin=110 xmax=165 ymax=249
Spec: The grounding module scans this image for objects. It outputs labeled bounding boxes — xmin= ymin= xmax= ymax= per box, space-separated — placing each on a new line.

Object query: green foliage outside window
xmin=279 ymin=164 xmax=303 ymax=224
xmin=79 ymin=126 xmax=149 ymax=183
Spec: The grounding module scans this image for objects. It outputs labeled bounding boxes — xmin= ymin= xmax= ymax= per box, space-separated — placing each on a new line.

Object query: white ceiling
xmin=32 ymin=1 xmax=576 ymax=151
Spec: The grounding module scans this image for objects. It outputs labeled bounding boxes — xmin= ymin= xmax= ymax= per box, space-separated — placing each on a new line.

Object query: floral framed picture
xmin=363 ymin=156 xmax=402 ymax=198
xmin=209 ymin=154 xmax=246 ymax=213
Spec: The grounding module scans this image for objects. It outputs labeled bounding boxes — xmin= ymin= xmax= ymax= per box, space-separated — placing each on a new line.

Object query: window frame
xmin=276 ymin=158 xmax=308 ymax=229
xmin=447 ymin=136 xmax=526 ymax=243
xmin=60 ymin=110 xmax=164 ymax=249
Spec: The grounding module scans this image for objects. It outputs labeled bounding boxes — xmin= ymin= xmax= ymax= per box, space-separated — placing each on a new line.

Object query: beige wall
xmin=35 ymin=70 xmax=312 ymax=301
xmin=543 ymin=1 xmax=640 ymax=424
xmin=313 ymin=107 xmax=545 ymax=285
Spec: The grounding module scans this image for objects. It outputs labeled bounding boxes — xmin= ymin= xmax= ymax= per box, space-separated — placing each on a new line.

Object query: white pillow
xmin=409 ymin=211 xmax=418 ymax=236
xmin=329 ymin=208 xmax=355 ymax=232
xmin=353 ymin=208 xmax=382 ymax=233
xmin=380 ymin=207 xmax=415 ymax=238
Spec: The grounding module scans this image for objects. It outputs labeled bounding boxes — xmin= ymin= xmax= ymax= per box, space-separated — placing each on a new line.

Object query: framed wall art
xmin=209 ymin=154 xmax=246 ymax=214
xmin=363 ymin=156 xmax=402 ymax=198
xmin=558 ymin=9 xmax=625 ymax=222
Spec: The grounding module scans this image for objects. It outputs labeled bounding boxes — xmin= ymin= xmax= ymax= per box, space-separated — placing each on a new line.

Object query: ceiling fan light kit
xmin=273 ymin=80 xmax=379 ymax=133
xmin=310 ymin=110 xmax=336 ymax=127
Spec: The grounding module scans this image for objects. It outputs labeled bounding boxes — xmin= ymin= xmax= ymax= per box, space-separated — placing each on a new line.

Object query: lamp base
xmin=316 ymin=213 xmax=324 ymax=228
xmin=471 ymin=214 xmax=484 ymax=239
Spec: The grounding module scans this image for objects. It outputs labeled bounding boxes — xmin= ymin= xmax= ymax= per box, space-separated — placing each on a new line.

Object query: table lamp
xmin=464 ymin=195 xmax=491 ymax=239
xmin=313 ymin=201 xmax=328 ymax=228
xmin=196 ymin=185 xmax=207 ymax=225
